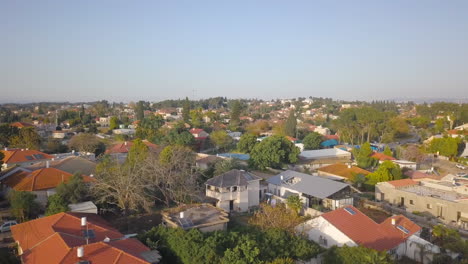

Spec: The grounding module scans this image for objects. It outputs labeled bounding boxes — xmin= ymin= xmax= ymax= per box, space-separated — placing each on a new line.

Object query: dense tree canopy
xmin=210 ymin=130 xmax=233 ymax=151
xmin=429 ymin=137 xmax=463 ymax=158
xmin=139 ymin=225 xmax=322 ymax=264
xmin=354 ymin=142 xmax=378 ymax=169
xmin=284 ymin=111 xmax=297 ymax=138
xmin=366 ymin=160 xmax=402 ymax=186
xmin=237 ymin=133 xmax=258 ymax=153
xmin=302 ymin=132 xmax=322 ymax=150
xmin=323 ymin=246 xmax=392 ymax=264
xmin=10 ymin=127 xmax=41 ymax=150
xmin=250 ymin=135 xmax=300 ymax=170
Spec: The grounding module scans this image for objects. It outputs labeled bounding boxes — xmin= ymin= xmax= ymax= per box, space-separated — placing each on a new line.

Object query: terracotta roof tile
xmin=386 ymin=179 xmax=418 ymax=188
xmin=11 ymin=212 xmax=156 ymax=264
xmin=10 ymin=122 xmax=35 ymax=128
xmin=105 ymin=140 xmax=160 ymax=154
xmin=321 ymin=206 xmax=420 ymax=251
xmin=0 ymin=149 xmax=53 ymax=164
xmin=10 ymin=168 xmax=94 ymax=191
xmin=370 ymin=152 xmax=396 ymax=161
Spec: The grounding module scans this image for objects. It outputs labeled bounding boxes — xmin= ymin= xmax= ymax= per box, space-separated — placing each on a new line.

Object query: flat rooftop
xmin=163 ymin=204 xmax=229 ymax=229
xmin=402 ymin=185 xmax=466 ymax=202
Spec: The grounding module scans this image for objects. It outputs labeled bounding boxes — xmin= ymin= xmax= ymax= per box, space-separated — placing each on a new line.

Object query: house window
xmin=409 ymin=200 xmax=414 ymax=205
xmin=427 ymin=204 xmax=432 ymax=209
xmin=232 ymin=186 xmax=238 ymax=192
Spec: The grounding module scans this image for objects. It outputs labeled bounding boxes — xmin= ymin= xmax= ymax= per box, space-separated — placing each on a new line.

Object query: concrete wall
xmin=247 ymin=180 xmax=260 ymax=208
xmin=298 ymin=216 xmax=357 ymax=248
xmin=376 ymin=183 xmax=468 ymax=224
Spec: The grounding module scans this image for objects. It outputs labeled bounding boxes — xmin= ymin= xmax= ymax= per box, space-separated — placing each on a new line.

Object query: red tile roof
xmin=105 ymin=140 xmax=159 ymax=154
xmin=370 ymin=152 xmax=396 ymax=161
xmin=0 ymin=149 xmax=53 ymax=164
xmin=11 ymin=212 xmax=156 ymax=264
xmin=189 ymin=128 xmax=205 ymax=134
xmin=10 ymin=122 xmax=35 ymax=128
xmin=324 ymin=134 xmax=339 ymax=140
xmin=321 ymin=206 xmax=420 ymax=251
xmin=386 ymin=179 xmax=418 ymax=188
xmin=404 ymin=170 xmax=442 ymax=181
xmin=7 ymin=167 xmax=95 ymax=191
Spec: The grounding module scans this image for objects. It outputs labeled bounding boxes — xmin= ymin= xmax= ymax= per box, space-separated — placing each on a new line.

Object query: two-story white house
xmin=205 ymin=169 xmax=261 ymax=212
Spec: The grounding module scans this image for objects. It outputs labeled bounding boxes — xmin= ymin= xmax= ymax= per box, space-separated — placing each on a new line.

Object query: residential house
xmin=105 ymin=140 xmax=161 ymax=163
xmin=2 ymin=167 xmax=94 ymax=206
xmin=189 ymin=128 xmax=209 ymax=139
xmin=11 ymin=212 xmax=161 ymax=264
xmin=267 ymin=170 xmax=353 ymax=216
xmin=376 ymin=179 xmax=468 ymax=229
xmin=97 ymin=116 xmax=110 ymax=127
xmin=27 ymin=156 xmax=97 ymax=176
xmin=298 ymin=206 xmax=440 ymax=264
xmin=162 ymin=204 xmax=229 ymax=233
xmin=195 ymin=153 xmax=225 ymax=170
xmin=297 ymin=148 xmax=352 ymax=169
xmin=370 ymin=152 xmax=396 ymax=162
xmin=0 ymin=149 xmax=53 ymax=169
xmin=318 ymin=163 xmax=370 ymax=182
xmin=392 ymin=160 xmax=418 ymax=170
xmin=205 ymin=169 xmax=261 ymax=212
xmin=10 ymin=122 xmax=35 ymax=129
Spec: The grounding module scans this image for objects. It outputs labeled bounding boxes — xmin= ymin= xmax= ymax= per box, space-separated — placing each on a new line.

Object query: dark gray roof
xmin=205 ymin=169 xmax=261 ymax=188
xmin=267 ymin=170 xmax=350 ymax=199
xmin=27 ymin=156 xmax=96 ymax=176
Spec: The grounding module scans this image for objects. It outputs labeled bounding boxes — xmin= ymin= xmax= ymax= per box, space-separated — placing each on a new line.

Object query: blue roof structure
xmin=218 ymin=153 xmax=250 ymax=161
xmin=320 ymin=139 xmax=339 ymax=148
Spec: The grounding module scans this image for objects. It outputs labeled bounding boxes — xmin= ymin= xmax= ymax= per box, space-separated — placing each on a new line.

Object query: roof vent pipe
xmin=391 ymin=218 xmax=396 ymax=226
xmin=180 ymin=212 xmax=184 ymax=219
xmin=77 ymin=246 xmax=84 ymax=258
xmin=81 ymin=217 xmax=87 ymax=227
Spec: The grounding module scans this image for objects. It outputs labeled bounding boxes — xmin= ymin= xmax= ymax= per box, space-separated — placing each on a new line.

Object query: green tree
xmin=210 ymin=130 xmax=233 ymax=151
xmin=214 ymin=159 xmax=245 ymax=176
xmin=237 ymin=133 xmax=258 ymax=153
xmin=429 ymin=137 xmax=462 ymax=158
xmin=249 ymin=203 xmax=303 ymax=233
xmin=55 ymin=173 xmax=89 ymax=204
xmin=284 ymin=111 xmax=297 ymax=138
xmin=190 ymin=108 xmax=204 ymax=128
xmin=182 ymin=97 xmax=191 ymax=123
xmin=354 ymin=142 xmax=377 ymax=169
xmin=303 ymin=132 xmax=322 ymax=150
xmin=126 ymin=139 xmax=149 ymax=166
xmin=366 ymin=160 xmax=402 ymax=186
xmin=286 ymin=195 xmax=303 ymax=214
xmin=45 ymin=194 xmax=69 ymax=216
xmin=109 ymin=116 xmax=120 ymax=130
xmin=8 ymin=190 xmax=38 ymax=222
xmin=136 ymin=115 xmax=165 ymax=141
xmin=164 ymin=129 xmax=195 ymax=147
xmin=0 ymin=124 xmax=19 ymax=147
xmin=250 ymin=135 xmax=300 ymax=170
xmin=136 ymin=101 xmax=145 ymax=121
xmin=10 ymin=127 xmax=41 ymax=150
xmin=383 ymin=146 xmax=393 ymax=157
xmin=323 ymin=245 xmax=392 ymax=264
xmin=230 ymin=100 xmax=242 ymax=128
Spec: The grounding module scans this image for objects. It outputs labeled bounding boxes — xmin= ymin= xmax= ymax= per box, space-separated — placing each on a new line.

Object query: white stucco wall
xmin=247 ymin=180 xmax=260 ymax=208
xmin=298 ymin=216 xmax=357 ymax=248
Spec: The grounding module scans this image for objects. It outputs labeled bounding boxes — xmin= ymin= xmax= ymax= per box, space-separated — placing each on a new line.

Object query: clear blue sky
xmin=1 ymin=0 xmax=467 ymax=103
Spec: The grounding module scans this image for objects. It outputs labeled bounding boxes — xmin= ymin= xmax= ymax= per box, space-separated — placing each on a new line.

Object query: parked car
xmin=456 ymin=172 xmax=467 ymax=177
xmin=0 ymin=221 xmax=17 ymax=233
xmin=456 ymin=164 xmax=466 ymax=170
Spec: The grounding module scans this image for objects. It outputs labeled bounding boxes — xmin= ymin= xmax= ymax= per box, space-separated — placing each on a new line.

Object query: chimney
xmin=46 ymin=161 xmax=50 ymax=168
xmin=180 ymin=211 xmax=184 ymax=219
xmin=77 ymin=246 xmax=84 ymax=258
xmin=391 ymin=218 xmax=396 ymax=226
xmin=81 ymin=217 xmax=87 ymax=227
